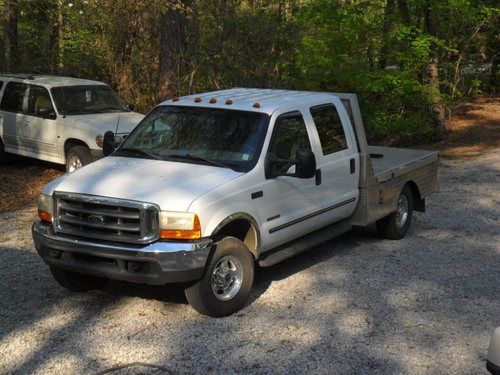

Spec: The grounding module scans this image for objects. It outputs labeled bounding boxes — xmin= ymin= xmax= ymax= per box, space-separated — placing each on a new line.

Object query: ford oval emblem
xmin=88 ymin=215 xmax=105 ymax=224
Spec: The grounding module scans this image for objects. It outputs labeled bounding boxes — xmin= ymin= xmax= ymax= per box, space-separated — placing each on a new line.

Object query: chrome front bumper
xmin=32 ymin=221 xmax=212 ymax=285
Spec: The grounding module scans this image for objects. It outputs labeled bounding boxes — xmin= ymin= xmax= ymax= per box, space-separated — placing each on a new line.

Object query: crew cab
xmin=0 ymin=74 xmax=144 ymax=172
xmin=32 ymin=89 xmax=439 ymax=317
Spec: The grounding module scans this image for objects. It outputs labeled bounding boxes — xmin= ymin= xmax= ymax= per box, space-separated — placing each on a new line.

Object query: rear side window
xmin=269 ymin=111 xmax=311 ymax=161
xmin=0 ymin=82 xmax=28 ymax=113
xmin=310 ymin=104 xmax=348 ymax=155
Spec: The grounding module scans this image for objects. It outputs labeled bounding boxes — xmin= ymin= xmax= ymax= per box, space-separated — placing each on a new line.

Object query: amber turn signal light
xmin=38 ymin=210 xmax=52 ymax=223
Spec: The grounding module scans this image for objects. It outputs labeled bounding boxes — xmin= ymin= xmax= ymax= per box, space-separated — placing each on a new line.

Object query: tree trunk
xmin=157 ymin=1 xmax=186 ymax=100
xmin=379 ymin=0 xmax=396 ymax=69
xmin=397 ymin=0 xmax=411 ymax=25
xmin=3 ymin=0 xmax=19 ymax=73
xmin=424 ymin=1 xmax=445 ymax=140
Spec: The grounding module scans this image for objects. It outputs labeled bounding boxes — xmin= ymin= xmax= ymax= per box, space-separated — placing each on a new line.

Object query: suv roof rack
xmin=2 ymin=73 xmax=35 ymax=80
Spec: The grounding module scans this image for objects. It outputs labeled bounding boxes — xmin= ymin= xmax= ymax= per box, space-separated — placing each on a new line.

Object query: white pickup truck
xmin=0 ymin=74 xmax=144 ymax=172
xmin=32 ymin=88 xmax=439 ymax=317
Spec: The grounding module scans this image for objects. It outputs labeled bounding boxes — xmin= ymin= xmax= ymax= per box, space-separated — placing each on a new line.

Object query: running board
xmin=258 ymin=219 xmax=352 ymax=267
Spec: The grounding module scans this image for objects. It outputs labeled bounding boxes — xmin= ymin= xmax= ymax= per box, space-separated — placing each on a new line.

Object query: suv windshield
xmin=51 ymin=85 xmax=129 ymax=115
xmin=116 ymin=106 xmax=270 ymax=172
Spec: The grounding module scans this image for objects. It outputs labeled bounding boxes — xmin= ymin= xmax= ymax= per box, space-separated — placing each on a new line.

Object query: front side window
xmin=27 ymin=85 xmax=55 ymax=117
xmin=117 ymin=106 xmax=270 ymax=172
xmin=310 ymin=104 xmax=348 ymax=155
xmin=0 ymin=82 xmax=28 ymax=113
xmin=51 ymin=85 xmax=129 ymax=115
xmin=269 ymin=111 xmax=311 ymax=161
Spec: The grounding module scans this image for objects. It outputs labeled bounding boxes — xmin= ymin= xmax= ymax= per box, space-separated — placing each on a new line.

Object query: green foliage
xmin=1 ymin=0 xmax=498 ymax=144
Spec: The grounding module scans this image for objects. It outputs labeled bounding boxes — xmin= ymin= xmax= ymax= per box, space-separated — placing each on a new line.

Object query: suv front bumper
xmin=32 ymin=221 xmax=212 ymax=285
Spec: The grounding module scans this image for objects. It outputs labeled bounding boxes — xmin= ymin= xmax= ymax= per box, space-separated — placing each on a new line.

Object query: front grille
xmin=53 ymin=192 xmax=159 ymax=244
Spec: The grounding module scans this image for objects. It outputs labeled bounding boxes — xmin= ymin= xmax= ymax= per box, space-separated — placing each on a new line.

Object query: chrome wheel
xmin=67 ymin=154 xmax=82 ymax=173
xmin=211 ymin=255 xmax=243 ymax=301
xmin=395 ymin=194 xmax=409 ymax=228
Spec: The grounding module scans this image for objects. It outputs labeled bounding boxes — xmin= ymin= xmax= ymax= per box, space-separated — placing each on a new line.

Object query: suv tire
xmin=184 ymin=237 xmax=255 ymax=317
xmin=50 ymin=266 xmax=108 ymax=292
xmin=376 ymin=185 xmax=414 ymax=240
xmin=66 ymin=145 xmax=92 ymax=173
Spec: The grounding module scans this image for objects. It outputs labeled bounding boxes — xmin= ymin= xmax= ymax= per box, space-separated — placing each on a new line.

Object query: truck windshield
xmin=116 ymin=105 xmax=270 ymax=172
xmin=51 ymin=85 xmax=129 ymax=115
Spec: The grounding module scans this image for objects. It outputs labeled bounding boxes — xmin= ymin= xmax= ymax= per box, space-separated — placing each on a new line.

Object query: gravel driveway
xmin=0 ymin=151 xmax=499 ymax=375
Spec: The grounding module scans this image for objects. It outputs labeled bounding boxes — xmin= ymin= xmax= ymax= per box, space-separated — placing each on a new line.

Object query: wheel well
xmin=64 ymin=139 xmax=89 ymax=156
xmin=405 ymin=180 xmax=425 ymax=212
xmin=213 ymin=218 xmax=259 ymax=258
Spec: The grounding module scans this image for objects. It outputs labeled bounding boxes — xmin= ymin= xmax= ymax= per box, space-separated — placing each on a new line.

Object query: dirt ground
xmin=0 ymin=96 xmax=498 ymax=214
xmin=0 ymin=145 xmax=498 ymax=375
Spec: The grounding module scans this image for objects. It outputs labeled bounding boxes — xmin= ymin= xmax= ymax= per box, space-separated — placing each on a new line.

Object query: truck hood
xmin=48 ymin=156 xmax=244 ymax=212
xmin=62 ymin=112 xmax=144 ymax=134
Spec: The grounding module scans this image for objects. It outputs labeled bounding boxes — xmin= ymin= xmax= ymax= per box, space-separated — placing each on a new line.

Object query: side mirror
xmin=103 ymin=131 xmax=116 ymax=156
xmin=265 ymin=148 xmax=316 ymax=179
xmin=38 ymin=108 xmax=56 ymax=119
xmin=128 ymin=103 xmax=135 ymax=112
xmin=295 ymin=149 xmax=316 ymax=178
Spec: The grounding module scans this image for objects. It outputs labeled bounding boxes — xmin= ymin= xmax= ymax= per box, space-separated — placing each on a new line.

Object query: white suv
xmin=0 ymin=74 xmax=144 ymax=172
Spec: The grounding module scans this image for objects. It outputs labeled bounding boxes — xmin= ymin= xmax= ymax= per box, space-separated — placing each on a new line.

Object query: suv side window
xmin=310 ymin=104 xmax=348 ymax=155
xmin=27 ymin=85 xmax=55 ymax=117
xmin=0 ymin=82 xmax=28 ymax=113
xmin=269 ymin=111 xmax=311 ymax=161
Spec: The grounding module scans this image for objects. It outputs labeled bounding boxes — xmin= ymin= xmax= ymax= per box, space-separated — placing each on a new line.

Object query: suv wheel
xmin=184 ymin=237 xmax=255 ymax=317
xmin=376 ymin=185 xmax=414 ymax=240
xmin=50 ymin=266 xmax=108 ymax=292
xmin=66 ymin=145 xmax=92 ymax=173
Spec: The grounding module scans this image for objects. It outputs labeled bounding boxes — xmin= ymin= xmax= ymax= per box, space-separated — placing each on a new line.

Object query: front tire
xmin=376 ymin=185 xmax=414 ymax=240
xmin=50 ymin=266 xmax=108 ymax=292
xmin=65 ymin=145 xmax=93 ymax=173
xmin=184 ymin=237 xmax=255 ymax=317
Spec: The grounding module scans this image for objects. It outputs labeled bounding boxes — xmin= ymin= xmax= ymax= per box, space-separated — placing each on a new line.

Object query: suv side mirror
xmin=103 ymin=131 xmax=116 ymax=156
xmin=266 ymin=148 xmax=316 ymax=179
xmin=128 ymin=103 xmax=135 ymax=112
xmin=38 ymin=108 xmax=56 ymax=119
xmin=295 ymin=149 xmax=316 ymax=178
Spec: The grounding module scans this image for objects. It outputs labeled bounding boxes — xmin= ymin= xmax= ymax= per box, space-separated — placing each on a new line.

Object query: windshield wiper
xmin=166 ymin=154 xmax=231 ymax=169
xmin=116 ymin=147 xmax=163 ymax=160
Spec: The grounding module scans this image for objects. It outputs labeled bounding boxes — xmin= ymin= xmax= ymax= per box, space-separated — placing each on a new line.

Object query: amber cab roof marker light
xmin=225 ymin=99 xmax=233 ymax=105
xmin=194 ymin=97 xmax=202 ymax=103
xmin=209 ymin=98 xmax=217 ymax=104
xmin=172 ymin=96 xmax=180 ymax=102
xmin=253 ymin=102 xmax=261 ymax=108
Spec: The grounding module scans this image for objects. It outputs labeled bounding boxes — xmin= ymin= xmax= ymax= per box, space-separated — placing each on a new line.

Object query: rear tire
xmin=184 ymin=237 xmax=254 ymax=317
xmin=65 ymin=145 xmax=93 ymax=173
xmin=376 ymin=185 xmax=414 ymax=240
xmin=50 ymin=266 xmax=108 ymax=292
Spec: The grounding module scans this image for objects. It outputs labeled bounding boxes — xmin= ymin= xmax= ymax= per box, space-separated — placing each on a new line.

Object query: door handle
xmin=350 ymin=158 xmax=355 ymax=174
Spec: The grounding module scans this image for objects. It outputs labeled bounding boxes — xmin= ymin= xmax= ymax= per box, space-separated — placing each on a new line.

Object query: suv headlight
xmin=159 ymin=211 xmax=201 ymax=240
xmin=38 ymin=194 xmax=53 ymax=223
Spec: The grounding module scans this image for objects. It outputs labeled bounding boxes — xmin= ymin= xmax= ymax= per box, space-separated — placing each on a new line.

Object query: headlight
xmin=38 ymin=194 xmax=53 ymax=223
xmin=96 ymin=135 xmax=104 ymax=148
xmin=159 ymin=211 xmax=201 ymax=240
